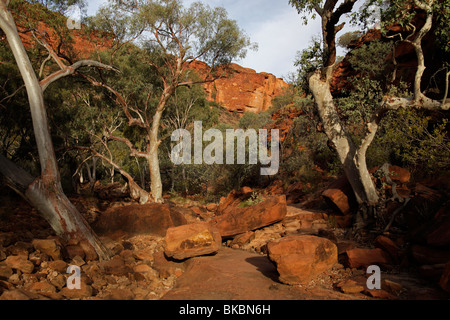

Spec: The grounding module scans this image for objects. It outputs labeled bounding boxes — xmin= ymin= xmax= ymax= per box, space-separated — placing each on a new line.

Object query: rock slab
xmin=210 ymin=195 xmax=287 ymax=238
xmin=164 ymin=222 xmax=222 ymax=260
xmin=94 ymin=203 xmax=187 ymax=236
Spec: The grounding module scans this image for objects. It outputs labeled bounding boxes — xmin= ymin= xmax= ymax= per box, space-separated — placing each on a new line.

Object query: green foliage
xmin=238 ymin=191 xmax=264 ymax=208
xmin=374 ymin=109 xmax=450 ymax=175
xmin=238 ymin=111 xmax=270 ymax=130
xmin=294 ymin=38 xmax=323 ymax=93
xmin=347 ymin=40 xmax=393 ymax=78
xmin=338 ymin=31 xmax=363 ymax=49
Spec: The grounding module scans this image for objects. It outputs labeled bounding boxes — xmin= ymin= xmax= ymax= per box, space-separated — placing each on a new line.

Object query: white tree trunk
xmin=0 ymin=2 xmax=111 ymax=260
xmin=309 ymin=71 xmax=379 ymax=206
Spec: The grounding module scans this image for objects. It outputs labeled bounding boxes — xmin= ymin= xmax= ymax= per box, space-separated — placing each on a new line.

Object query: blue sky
xmin=85 ymin=0 xmax=354 ymax=80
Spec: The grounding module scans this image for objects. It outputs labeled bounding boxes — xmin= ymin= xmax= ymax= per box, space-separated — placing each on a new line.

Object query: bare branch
xmin=40 ymin=60 xmax=119 ymax=92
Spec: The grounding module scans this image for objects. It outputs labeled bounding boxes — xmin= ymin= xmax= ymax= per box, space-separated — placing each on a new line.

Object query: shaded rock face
xmin=94 ymin=204 xmax=187 ymax=237
xmin=267 ymin=235 xmax=338 ymax=285
xmin=189 ymin=61 xmax=289 ymax=113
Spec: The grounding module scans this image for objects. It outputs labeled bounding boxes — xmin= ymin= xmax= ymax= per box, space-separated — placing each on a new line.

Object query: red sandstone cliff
xmin=189 ymin=61 xmax=289 ymax=114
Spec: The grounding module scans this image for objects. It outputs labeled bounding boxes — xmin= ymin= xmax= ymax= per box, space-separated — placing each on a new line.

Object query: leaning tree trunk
xmin=0 ymin=2 xmax=111 ymax=260
xmin=309 ymin=70 xmax=379 ymax=207
xmin=0 ymin=156 xmax=111 ymax=261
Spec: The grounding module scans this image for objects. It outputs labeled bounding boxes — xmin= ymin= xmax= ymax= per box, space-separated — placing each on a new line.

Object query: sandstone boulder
xmin=267 ymin=235 xmax=338 ymax=285
xmin=94 ymin=203 xmax=187 ymax=236
xmin=210 ymin=195 xmax=287 ymax=238
xmin=164 ymin=222 xmax=222 ymax=260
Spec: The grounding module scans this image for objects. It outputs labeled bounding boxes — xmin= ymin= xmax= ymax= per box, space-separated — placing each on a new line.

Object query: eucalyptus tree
xmin=88 ymin=0 xmax=255 ymax=203
xmin=289 ymin=0 xmax=449 ymax=229
xmin=0 ymin=0 xmax=115 ymax=260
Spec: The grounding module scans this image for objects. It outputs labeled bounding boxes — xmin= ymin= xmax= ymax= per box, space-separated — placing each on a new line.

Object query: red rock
xmin=210 ymin=195 xmax=287 ymax=238
xmin=4 ymin=255 xmax=34 ymax=274
xmin=99 ymin=256 xmax=132 ymax=276
xmin=94 ymin=203 xmax=187 ymax=237
xmin=388 ymin=166 xmax=411 ymax=184
xmin=32 ymin=239 xmax=61 ymax=261
xmin=27 ymin=280 xmax=57 ymax=294
xmin=364 ymin=289 xmax=395 ymax=299
xmin=439 ymin=262 xmax=450 ymax=293
xmin=345 ymin=248 xmax=390 ymax=269
xmin=79 ymin=240 xmax=98 ymax=261
xmin=374 ymin=235 xmax=400 ymax=263
xmin=267 ymin=235 xmax=338 ymax=285
xmin=336 ymin=279 xmax=365 ymax=294
xmin=48 ymin=260 xmax=68 ymax=273
xmin=206 ymin=203 xmax=218 ymax=212
xmin=230 ymin=231 xmax=255 ymax=247
xmin=65 ymin=245 xmax=85 ymax=260
xmin=0 ymin=265 xmax=13 ymax=280
xmin=152 ymin=251 xmax=186 ymax=279
xmin=337 ymin=240 xmax=356 ymax=255
xmin=190 ymin=61 xmax=289 ymax=113
xmin=322 ymin=176 xmax=356 ymax=215
xmin=0 ymin=289 xmax=32 ymax=300
xmin=216 ymin=190 xmax=243 ymax=216
xmin=164 ymin=222 xmax=222 ymax=260
xmin=105 ymin=288 xmax=135 ymax=300
xmin=60 ymin=281 xmax=93 ymax=299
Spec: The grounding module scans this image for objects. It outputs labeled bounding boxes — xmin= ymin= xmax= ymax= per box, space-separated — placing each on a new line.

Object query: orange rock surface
xmin=189 ymin=60 xmax=289 ymax=113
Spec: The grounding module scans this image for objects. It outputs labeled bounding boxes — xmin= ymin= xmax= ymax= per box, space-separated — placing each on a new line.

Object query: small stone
xmin=133 ymin=248 xmax=154 ymax=262
xmin=336 ymin=279 xmax=364 ymax=294
xmin=0 ymin=289 xmax=32 ymax=300
xmin=0 ymin=265 xmax=13 ymax=280
xmin=105 ymin=288 xmax=135 ymax=300
xmin=99 ymin=256 xmax=131 ymax=276
xmin=32 ymin=239 xmax=61 ymax=261
xmin=79 ymin=240 xmax=98 ymax=261
xmin=66 ymin=245 xmax=85 ymax=260
xmin=60 ymin=281 xmax=93 ymax=299
xmin=230 ymin=231 xmax=255 ymax=247
xmin=364 ymin=289 xmax=395 ymax=299
xmin=5 ymin=255 xmax=34 ymax=274
xmin=48 ymin=260 xmax=68 ymax=273
xmin=27 ymin=280 xmax=57 ymax=294
xmin=71 ymin=255 xmax=86 ymax=267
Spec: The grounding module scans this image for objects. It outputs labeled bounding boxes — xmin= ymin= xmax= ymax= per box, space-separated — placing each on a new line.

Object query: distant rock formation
xmin=189 ymin=61 xmax=289 ymax=114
